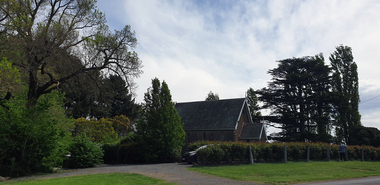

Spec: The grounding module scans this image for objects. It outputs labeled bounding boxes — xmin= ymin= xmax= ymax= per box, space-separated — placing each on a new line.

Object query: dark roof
xmin=239 ymin=123 xmax=264 ymax=140
xmin=175 ymin=98 xmax=246 ymax=130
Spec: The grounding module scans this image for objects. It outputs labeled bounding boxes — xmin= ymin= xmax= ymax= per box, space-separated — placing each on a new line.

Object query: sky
xmin=96 ymin=0 xmax=380 ymax=133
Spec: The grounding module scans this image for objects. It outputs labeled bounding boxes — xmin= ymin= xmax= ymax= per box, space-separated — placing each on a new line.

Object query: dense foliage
xmin=258 ymin=46 xmax=364 ymax=144
xmin=136 ymin=78 xmax=186 ymax=162
xmin=63 ymin=74 xmax=140 ymax=120
xmin=0 ymin=93 xmax=73 ymax=177
xmin=0 ymin=0 xmax=142 ymax=177
xmin=330 ymin=46 xmax=361 ymax=145
xmin=189 ymin=141 xmax=380 ymax=164
xmin=65 ymin=134 xmax=104 ymax=168
xmin=205 ymin=91 xmax=220 ymax=101
xmin=246 ymin=88 xmax=262 ymax=122
xmin=0 ymin=0 xmax=142 ymax=107
xmin=102 ymin=133 xmax=142 ymax=164
xmin=258 ymin=54 xmax=333 ymax=142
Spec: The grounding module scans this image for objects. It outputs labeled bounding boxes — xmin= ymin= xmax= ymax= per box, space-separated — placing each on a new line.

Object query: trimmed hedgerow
xmin=188 ymin=141 xmax=380 ymax=164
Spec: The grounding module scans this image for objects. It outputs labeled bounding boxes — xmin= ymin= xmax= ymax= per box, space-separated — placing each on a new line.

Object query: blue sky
xmin=96 ymin=0 xmax=380 ymax=133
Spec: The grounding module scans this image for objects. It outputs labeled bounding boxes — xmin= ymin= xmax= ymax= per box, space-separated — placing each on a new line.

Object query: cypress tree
xmin=330 ymin=45 xmax=361 ymax=144
xmin=136 ymin=78 xmax=185 ymax=162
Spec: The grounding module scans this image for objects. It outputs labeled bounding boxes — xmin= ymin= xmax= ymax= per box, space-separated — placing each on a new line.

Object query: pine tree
xmin=136 ymin=78 xmax=185 ymax=162
xmin=330 ymin=45 xmax=361 ymax=144
xmin=246 ymin=88 xmax=262 ymax=122
xmin=205 ymin=91 xmax=219 ymax=101
xmin=258 ymin=54 xmax=332 ymax=142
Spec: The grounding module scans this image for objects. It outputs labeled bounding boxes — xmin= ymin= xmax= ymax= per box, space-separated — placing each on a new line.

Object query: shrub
xmin=66 ymin=134 xmax=104 ymax=168
xmin=197 ymin=145 xmax=225 ymax=164
xmin=0 ymin=92 xmax=72 ymax=177
xmin=102 ymin=143 xmax=119 ymax=164
xmin=191 ymin=140 xmax=380 ymax=165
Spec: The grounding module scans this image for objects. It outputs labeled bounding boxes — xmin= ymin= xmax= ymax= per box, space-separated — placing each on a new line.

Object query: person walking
xmin=339 ymin=143 xmax=347 ymax=162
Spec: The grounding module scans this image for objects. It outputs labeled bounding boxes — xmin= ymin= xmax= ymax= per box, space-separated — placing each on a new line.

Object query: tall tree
xmin=258 ymin=54 xmax=333 ymax=142
xmin=136 ymin=78 xmax=185 ymax=162
xmin=0 ymin=0 xmax=142 ymax=107
xmin=63 ymin=73 xmax=140 ymax=120
xmin=246 ymin=88 xmax=262 ymax=122
xmin=205 ymin=91 xmax=219 ymax=101
xmin=330 ymin=45 xmax=361 ymax=144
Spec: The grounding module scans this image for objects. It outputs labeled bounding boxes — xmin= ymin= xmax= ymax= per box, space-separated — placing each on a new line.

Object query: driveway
xmin=8 ymin=163 xmax=380 ymax=185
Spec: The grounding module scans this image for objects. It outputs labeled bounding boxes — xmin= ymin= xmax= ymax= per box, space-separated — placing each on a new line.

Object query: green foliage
xmin=136 ymin=78 xmax=186 ymax=162
xmin=1 ymin=0 xmax=142 ymax=107
xmin=65 ymin=134 xmax=104 ymax=168
xmin=0 ymin=57 xmax=21 ymax=98
xmin=190 ymin=141 xmax=380 ymax=164
xmin=102 ymin=133 xmax=142 ymax=164
xmin=205 ymin=91 xmax=219 ymax=101
xmin=330 ymin=46 xmax=361 ymax=145
xmin=73 ymin=117 xmax=119 ymax=144
xmin=197 ymin=145 xmax=225 ymax=164
xmin=0 ymin=92 xmax=73 ymax=177
xmin=257 ymin=54 xmax=333 ymax=142
xmin=63 ymin=74 xmax=140 ymax=121
xmin=246 ymin=88 xmax=262 ymax=122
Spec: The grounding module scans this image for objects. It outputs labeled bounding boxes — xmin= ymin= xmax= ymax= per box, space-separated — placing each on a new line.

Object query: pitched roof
xmin=175 ymin=98 xmax=246 ymax=130
xmin=239 ymin=123 xmax=265 ymax=140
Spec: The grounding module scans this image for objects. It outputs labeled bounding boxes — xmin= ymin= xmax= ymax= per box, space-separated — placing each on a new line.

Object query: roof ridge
xmin=175 ymin=97 xmax=245 ymax=104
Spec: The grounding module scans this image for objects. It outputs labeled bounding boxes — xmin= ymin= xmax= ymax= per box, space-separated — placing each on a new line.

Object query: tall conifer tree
xmin=136 ymin=78 xmax=185 ymax=162
xmin=330 ymin=45 xmax=361 ymax=144
xmin=258 ymin=54 xmax=332 ymax=142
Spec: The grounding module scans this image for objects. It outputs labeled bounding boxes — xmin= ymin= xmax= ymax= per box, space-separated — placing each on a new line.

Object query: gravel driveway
xmin=10 ymin=163 xmax=255 ymax=185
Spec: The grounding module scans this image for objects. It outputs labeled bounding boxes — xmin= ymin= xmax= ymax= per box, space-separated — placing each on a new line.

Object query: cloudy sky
xmin=96 ymin=0 xmax=380 ymax=132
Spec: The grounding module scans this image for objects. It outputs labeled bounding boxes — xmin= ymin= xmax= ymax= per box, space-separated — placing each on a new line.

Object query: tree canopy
xmin=63 ymin=74 xmax=140 ymax=120
xmin=205 ymin=91 xmax=219 ymax=101
xmin=258 ymin=54 xmax=333 ymax=142
xmin=136 ymin=78 xmax=185 ymax=162
xmin=0 ymin=0 xmax=143 ymax=107
xmin=330 ymin=45 xmax=361 ymax=144
xmin=246 ymin=88 xmax=262 ymax=122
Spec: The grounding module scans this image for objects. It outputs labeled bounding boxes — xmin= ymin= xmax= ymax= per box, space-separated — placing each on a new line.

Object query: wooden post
xmin=345 ymin=149 xmax=348 ymax=161
xmin=307 ymin=145 xmax=310 ymax=162
xmin=249 ymin=145 xmax=254 ymax=164
xmin=327 ymin=147 xmax=330 ymax=161
xmin=362 ymin=148 xmax=364 ymax=161
xmin=284 ymin=145 xmax=287 ymax=163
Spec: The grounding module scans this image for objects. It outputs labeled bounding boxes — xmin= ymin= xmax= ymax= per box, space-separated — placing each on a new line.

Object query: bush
xmin=0 ymin=93 xmax=72 ymax=177
xmin=191 ymin=141 xmax=380 ymax=165
xmin=102 ymin=143 xmax=119 ymax=164
xmin=197 ymin=145 xmax=225 ymax=164
xmin=102 ymin=133 xmax=144 ymax=164
xmin=65 ymin=134 xmax=104 ymax=168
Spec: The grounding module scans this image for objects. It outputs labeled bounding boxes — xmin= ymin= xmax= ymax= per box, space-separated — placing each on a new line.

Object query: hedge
xmin=188 ymin=141 xmax=380 ymax=164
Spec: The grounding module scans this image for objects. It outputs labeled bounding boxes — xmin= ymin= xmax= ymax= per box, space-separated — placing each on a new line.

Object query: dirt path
xmin=9 ymin=163 xmax=256 ymax=185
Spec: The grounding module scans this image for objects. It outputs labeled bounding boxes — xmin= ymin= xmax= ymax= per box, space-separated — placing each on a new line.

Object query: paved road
xmin=8 ymin=163 xmax=380 ymax=185
xmin=297 ymin=176 xmax=380 ymax=185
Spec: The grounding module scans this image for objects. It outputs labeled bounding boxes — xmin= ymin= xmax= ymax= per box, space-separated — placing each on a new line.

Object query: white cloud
xmin=96 ymin=0 xmax=380 ymax=130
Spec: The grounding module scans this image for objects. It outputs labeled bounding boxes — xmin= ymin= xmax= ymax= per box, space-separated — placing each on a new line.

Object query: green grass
xmin=2 ymin=173 xmax=176 ymax=185
xmin=188 ymin=161 xmax=380 ymax=184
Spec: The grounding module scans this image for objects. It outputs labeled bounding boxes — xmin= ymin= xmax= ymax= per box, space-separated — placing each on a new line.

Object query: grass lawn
xmin=188 ymin=161 xmax=380 ymax=184
xmin=2 ymin=173 xmax=176 ymax=185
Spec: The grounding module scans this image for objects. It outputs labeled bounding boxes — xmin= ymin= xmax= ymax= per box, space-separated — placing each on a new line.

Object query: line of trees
xmin=0 ymin=0 xmax=185 ymax=177
xmin=257 ymin=46 xmax=364 ymax=145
